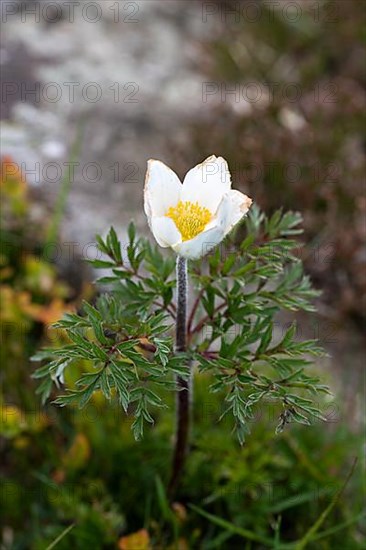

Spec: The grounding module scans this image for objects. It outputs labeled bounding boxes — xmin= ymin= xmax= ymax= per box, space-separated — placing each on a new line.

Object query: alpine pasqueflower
xmin=144 ymin=155 xmax=252 ymax=259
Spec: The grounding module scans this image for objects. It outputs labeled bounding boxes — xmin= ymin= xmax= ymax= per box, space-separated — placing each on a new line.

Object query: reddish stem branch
xmin=190 ymin=302 xmax=227 ymax=338
xmin=187 ymin=288 xmax=204 ymax=335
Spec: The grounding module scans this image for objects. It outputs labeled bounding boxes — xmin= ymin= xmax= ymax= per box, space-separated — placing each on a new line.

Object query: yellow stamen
xmin=166 ymin=200 xmax=211 ymax=242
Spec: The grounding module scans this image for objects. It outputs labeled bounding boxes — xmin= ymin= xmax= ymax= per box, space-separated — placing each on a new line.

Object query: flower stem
xmin=168 ymin=256 xmax=190 ymax=497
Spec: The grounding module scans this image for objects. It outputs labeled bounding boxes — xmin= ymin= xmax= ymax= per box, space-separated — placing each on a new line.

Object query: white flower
xmin=144 ymin=155 xmax=252 ymax=259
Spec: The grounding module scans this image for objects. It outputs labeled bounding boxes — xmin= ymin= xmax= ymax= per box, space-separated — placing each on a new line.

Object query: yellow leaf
xmin=62 ymin=433 xmax=91 ymax=470
xmin=0 ymin=156 xmax=28 ymax=216
xmin=118 ymin=529 xmax=150 ymax=550
xmin=26 ymin=299 xmax=72 ymax=325
xmin=172 ymin=502 xmax=187 ymax=522
xmin=0 ymin=404 xmax=26 ymax=438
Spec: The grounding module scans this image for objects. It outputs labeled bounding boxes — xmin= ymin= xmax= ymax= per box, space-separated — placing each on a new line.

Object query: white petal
xmin=173 ymin=194 xmax=234 ymax=259
xmin=144 ymin=160 xmax=182 ymax=218
xmin=172 ymin=225 xmax=225 ymax=259
xmin=150 ymin=216 xmax=182 ymax=248
xmin=224 ymin=190 xmax=252 ymax=235
xmin=204 ymin=192 xmax=234 ymax=232
xmin=180 ymin=155 xmax=232 ymax=212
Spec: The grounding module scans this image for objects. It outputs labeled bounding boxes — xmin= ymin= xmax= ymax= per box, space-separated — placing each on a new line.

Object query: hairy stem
xmin=168 ymin=256 xmax=190 ymax=497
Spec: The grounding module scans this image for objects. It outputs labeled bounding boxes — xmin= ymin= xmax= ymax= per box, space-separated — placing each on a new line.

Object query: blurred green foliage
xmin=1 ymin=374 xmax=364 ymax=548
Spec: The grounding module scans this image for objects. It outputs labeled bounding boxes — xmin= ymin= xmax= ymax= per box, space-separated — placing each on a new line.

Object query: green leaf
xmin=53 ymin=313 xmax=90 ymax=329
xmin=35 ymin=377 xmax=53 ymax=405
xmin=189 ymin=504 xmax=274 ymax=545
xmin=233 ymin=260 xmax=256 ymax=277
xmin=53 ymin=393 xmax=81 ymax=407
xmin=131 ymin=414 xmax=144 ymax=440
xmin=95 ymin=233 xmax=110 ymax=255
xmin=45 ymin=523 xmax=75 ymax=550
xmin=82 ymin=301 xmax=110 ymax=345
xmin=110 ymin=366 xmax=130 ymax=412
xmin=107 ymin=226 xmax=123 ymax=264
xmin=155 ymin=476 xmax=176 ymax=523
xmin=203 ymin=286 xmax=215 ymax=317
xmin=222 ymin=254 xmax=236 ymax=275
xmin=87 ymin=259 xmax=116 ymax=269
xmin=99 ymin=370 xmax=112 ymax=401
xmin=256 ymin=322 xmax=273 ymax=355
xmin=128 ymin=221 xmax=136 ymax=244
xmin=78 ymin=374 xmax=101 ymax=408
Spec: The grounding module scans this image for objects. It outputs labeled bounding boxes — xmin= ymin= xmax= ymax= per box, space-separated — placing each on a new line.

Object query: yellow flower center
xmin=166 ymin=200 xmax=211 ymax=242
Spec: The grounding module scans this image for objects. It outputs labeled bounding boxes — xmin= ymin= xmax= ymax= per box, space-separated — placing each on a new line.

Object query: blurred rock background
xmin=2 ymin=0 xmax=365 ymax=320
xmin=1 ymin=0 xmax=214 ymax=242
